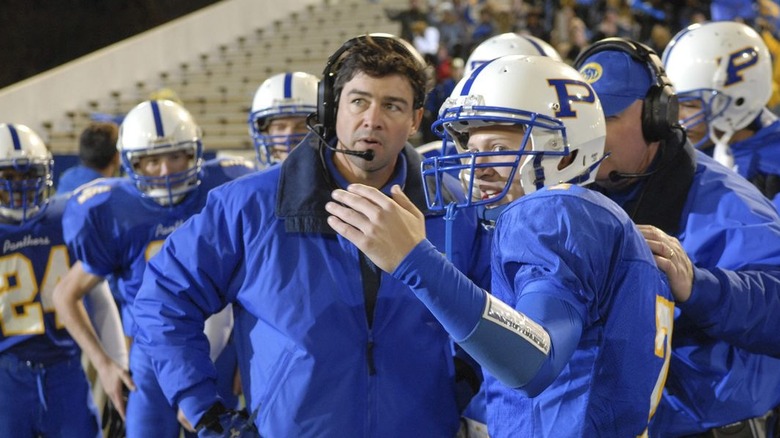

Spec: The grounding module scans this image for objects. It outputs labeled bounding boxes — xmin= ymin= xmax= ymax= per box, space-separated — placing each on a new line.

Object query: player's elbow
xmin=52 ymin=283 xmax=74 ymax=316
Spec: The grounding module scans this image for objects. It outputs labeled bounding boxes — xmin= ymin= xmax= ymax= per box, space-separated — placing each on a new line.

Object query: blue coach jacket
xmin=133 ymin=134 xmax=490 ymax=437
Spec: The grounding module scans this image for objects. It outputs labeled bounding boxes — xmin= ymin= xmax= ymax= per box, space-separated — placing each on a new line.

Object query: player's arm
xmin=679 ymin=265 xmax=780 ymax=356
xmin=640 ymin=223 xmax=780 ymax=356
xmin=327 ymin=184 xmax=582 ymax=393
xmin=394 ymin=239 xmax=582 ymax=395
xmin=53 ymin=261 xmax=135 ymax=419
xmin=85 ymin=280 xmax=128 ymax=368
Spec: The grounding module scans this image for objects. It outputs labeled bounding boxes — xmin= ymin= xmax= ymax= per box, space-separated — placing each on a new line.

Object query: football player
xmin=663 ymin=21 xmax=780 ymax=206
xmin=52 ymin=100 xmax=254 ymax=438
xmin=0 ymin=123 xmax=125 ymax=437
xmin=326 ymin=55 xmax=674 ymax=436
xmin=248 ymin=72 xmax=318 ymax=168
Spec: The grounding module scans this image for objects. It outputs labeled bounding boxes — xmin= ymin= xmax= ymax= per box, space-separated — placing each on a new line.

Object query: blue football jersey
xmin=486 ymin=184 xmax=674 ymax=437
xmin=0 ymin=196 xmax=80 ymax=363
xmin=62 ymin=158 xmax=253 ymax=337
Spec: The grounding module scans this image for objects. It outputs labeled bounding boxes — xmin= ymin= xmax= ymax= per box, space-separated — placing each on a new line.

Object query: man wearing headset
xmin=575 ymin=38 xmax=780 ymax=436
xmin=132 ymin=34 xmax=490 ymax=437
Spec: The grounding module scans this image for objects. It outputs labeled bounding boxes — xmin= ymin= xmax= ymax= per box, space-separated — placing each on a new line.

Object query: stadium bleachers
xmin=45 ymin=0 xmax=404 ymax=154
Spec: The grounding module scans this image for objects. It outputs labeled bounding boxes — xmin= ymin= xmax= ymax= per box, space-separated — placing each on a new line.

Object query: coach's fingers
xmin=390 ymin=184 xmax=424 ymax=220
xmin=325 ymin=199 xmax=369 ymax=235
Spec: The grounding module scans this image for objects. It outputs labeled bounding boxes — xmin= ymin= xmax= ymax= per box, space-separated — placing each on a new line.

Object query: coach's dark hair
xmin=316 ymin=34 xmax=431 ymax=140
xmin=79 ymin=122 xmax=119 ymax=170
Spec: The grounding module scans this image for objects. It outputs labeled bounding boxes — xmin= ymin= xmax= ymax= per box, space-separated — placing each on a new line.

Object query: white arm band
xmin=459 ymin=294 xmax=551 ymax=389
xmin=204 ymin=304 xmax=234 ymax=362
xmin=85 ymin=281 xmax=128 ymax=368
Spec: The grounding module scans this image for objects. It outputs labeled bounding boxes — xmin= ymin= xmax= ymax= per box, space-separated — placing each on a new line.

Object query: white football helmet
xmin=0 ymin=123 xmax=53 ymax=223
xmin=464 ymin=33 xmax=562 ymax=77
xmin=248 ymin=72 xmax=318 ymax=165
xmin=118 ymin=100 xmax=203 ymax=206
xmin=662 ymin=21 xmax=772 ymax=149
xmin=423 ymin=55 xmax=606 ymax=210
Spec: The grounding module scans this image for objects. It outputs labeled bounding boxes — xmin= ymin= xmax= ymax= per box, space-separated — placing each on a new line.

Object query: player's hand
xmin=101 ymin=398 xmax=126 ymax=438
xmin=637 ymin=224 xmax=694 ymax=302
xmin=233 ymin=368 xmax=243 ymax=396
xmin=326 ymin=184 xmax=426 ymax=273
xmin=95 ymin=359 xmax=136 ymax=420
xmin=178 ymin=409 xmax=196 ymax=433
xmin=196 ymin=403 xmax=259 ymax=438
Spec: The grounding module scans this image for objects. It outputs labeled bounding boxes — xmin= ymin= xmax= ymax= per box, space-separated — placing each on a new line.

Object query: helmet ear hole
xmin=557 ymin=149 xmax=578 ymax=171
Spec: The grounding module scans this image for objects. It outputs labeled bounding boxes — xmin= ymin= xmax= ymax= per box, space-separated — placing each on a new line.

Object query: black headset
xmin=573 ymin=38 xmax=679 ymax=144
xmin=315 ymin=33 xmax=426 ymax=140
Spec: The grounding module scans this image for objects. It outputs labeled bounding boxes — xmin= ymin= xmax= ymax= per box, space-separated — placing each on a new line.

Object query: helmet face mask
xmin=676 ymin=90 xmax=731 ymax=148
xmin=663 ymin=21 xmax=772 ymax=148
xmin=118 ymin=100 xmax=203 ymax=206
xmin=422 ymin=55 xmax=607 ymax=211
xmin=447 ymin=125 xmax=533 ymax=208
xmin=0 ymin=124 xmax=53 ymax=223
xmin=249 ymin=72 xmax=318 ymax=166
xmin=255 ymin=116 xmax=310 ymax=164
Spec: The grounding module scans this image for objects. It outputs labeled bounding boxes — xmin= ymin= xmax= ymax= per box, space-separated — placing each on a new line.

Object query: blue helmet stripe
xmin=662 ymin=24 xmax=697 ymax=66
xmin=284 ymin=73 xmax=293 ymax=98
xmin=520 ymin=35 xmax=545 ymax=56
xmin=8 ymin=124 xmax=21 ymax=150
xmin=462 ymin=58 xmax=497 ymax=95
xmin=150 ymin=100 xmax=165 ymax=137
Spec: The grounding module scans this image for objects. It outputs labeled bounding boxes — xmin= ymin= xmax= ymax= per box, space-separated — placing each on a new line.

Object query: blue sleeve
xmin=459 ymin=289 xmax=581 ymax=396
xmin=132 ymin=189 xmax=243 ymax=425
xmin=393 ymin=240 xmax=580 ymax=394
xmin=62 ymin=185 xmax=120 ymax=277
xmin=682 ymin=166 xmax=780 ymax=354
xmin=467 ymin=225 xmax=493 ymax=291
xmin=679 ymin=265 xmax=780 ymax=357
xmin=393 ymin=240 xmax=486 ymax=341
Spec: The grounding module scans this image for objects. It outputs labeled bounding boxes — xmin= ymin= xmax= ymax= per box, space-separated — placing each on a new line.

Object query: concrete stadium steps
xmin=46 ymin=0 xmax=406 ymax=153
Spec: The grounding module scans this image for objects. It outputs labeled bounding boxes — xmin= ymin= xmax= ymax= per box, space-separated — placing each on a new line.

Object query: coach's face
xmin=333 ymin=72 xmax=422 ymax=188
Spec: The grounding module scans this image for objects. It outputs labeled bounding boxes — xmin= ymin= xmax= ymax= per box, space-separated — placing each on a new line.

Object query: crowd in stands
xmin=385 ymin=0 xmax=714 ymax=143
xmin=386 ymin=0 xmax=780 ymax=137
xmin=387 ymin=0 xmax=711 ymax=66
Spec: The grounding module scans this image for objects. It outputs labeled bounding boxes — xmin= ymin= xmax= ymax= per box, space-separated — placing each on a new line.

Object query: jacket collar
xmin=594 ymin=128 xmax=696 ymax=236
xmin=276 ymin=133 xmax=434 ymax=234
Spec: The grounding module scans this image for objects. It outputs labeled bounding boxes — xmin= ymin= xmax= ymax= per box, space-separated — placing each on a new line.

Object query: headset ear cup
xmin=317 ymin=80 xmax=326 ymax=127
xmin=642 ymin=85 xmax=662 ymax=143
xmin=318 ymin=36 xmax=359 ymax=138
xmin=317 ymin=78 xmax=334 ymax=134
xmin=664 ymin=87 xmax=679 ymax=132
xmin=642 ymin=84 xmax=678 ymax=143
xmin=576 ymin=38 xmax=679 ymax=144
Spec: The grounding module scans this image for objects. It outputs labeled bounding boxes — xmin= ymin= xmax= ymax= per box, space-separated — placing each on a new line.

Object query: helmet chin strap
xmin=146 ymin=187 xmax=186 ymax=206
xmin=710 ymin=124 xmax=736 ymax=171
xmin=0 ymin=205 xmax=40 ymax=223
